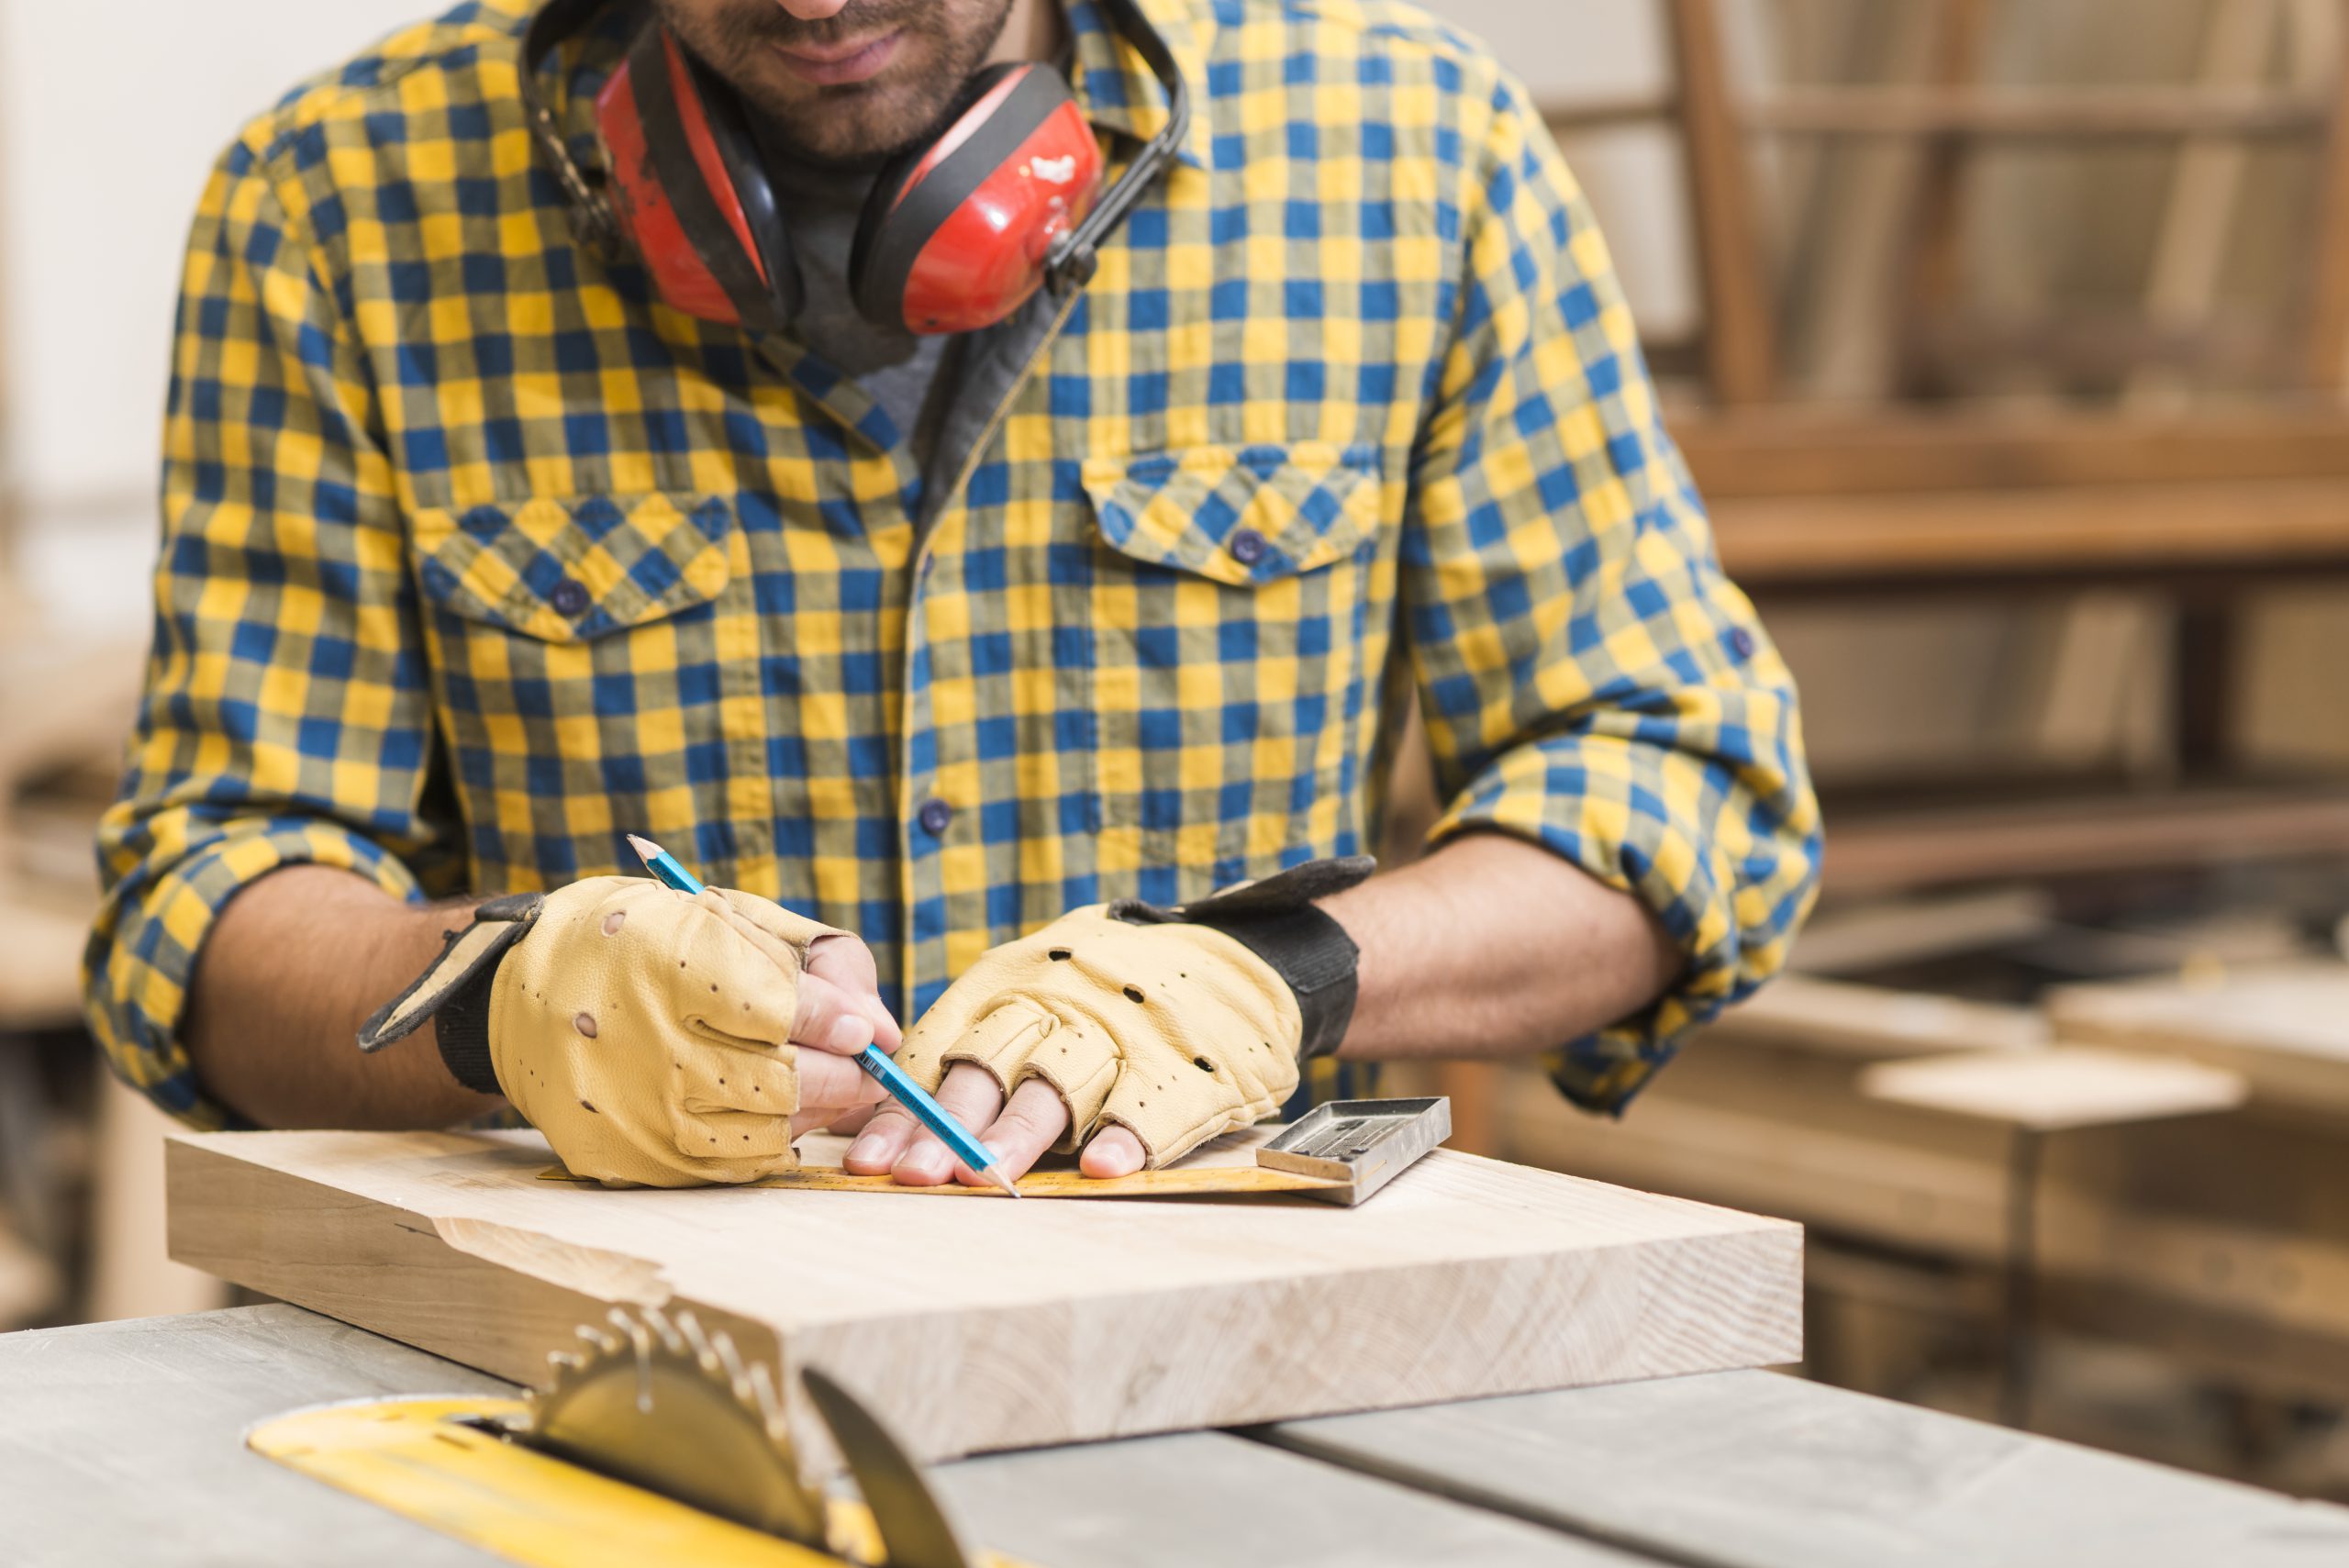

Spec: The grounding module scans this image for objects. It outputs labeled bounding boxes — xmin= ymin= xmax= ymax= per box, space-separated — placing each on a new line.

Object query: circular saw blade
xmin=525 ymin=1303 xmax=827 ymax=1543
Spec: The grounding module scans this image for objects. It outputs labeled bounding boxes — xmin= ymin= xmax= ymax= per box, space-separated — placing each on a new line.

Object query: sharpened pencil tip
xmin=985 ymin=1164 xmax=1022 ymax=1199
xmin=625 ymin=833 xmax=662 ymax=862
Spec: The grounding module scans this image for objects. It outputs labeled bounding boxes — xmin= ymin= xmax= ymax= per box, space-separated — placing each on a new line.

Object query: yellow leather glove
xmin=896 ymin=859 xmax=1375 ymax=1168
xmin=359 ymin=876 xmax=841 ymax=1187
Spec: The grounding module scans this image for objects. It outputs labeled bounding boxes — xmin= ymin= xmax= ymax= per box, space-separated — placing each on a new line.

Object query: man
xmin=86 ymin=0 xmax=1820 ymax=1189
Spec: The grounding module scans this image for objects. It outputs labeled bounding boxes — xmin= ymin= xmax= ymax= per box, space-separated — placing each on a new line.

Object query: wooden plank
xmin=1258 ymin=1368 xmax=2349 ymax=1568
xmin=1538 ymin=94 xmax=1676 ymax=135
xmin=2128 ymin=0 xmax=2282 ymax=411
xmin=1499 ymin=1046 xmax=2349 ymax=1396
xmin=1745 ymin=85 xmax=2330 ymax=139
xmin=1705 ymin=973 xmax=2049 ymax=1059
xmin=935 ymin=1430 xmax=1645 ymax=1568
xmin=1891 ymin=0 xmax=1987 ymax=404
xmin=1674 ymin=408 xmax=2349 ymax=499
xmin=2302 ymin=11 xmax=2349 ymax=387
xmin=1858 ymin=1047 xmax=2248 ymax=1131
xmin=164 ymin=1129 xmax=1804 ymax=1477
xmin=1789 ymin=885 xmax=2054 ymax=975
xmin=1664 ymin=0 xmax=1777 ymax=403
xmin=2049 ymin=961 xmax=2349 ymax=1118
xmin=1819 ymin=786 xmax=2349 ymax=898
xmin=1 ymin=1306 xmax=514 ymax=1568
xmin=0 ymin=1306 xmax=1648 ymax=1568
xmin=0 ymin=876 xmax=93 ymax=1029
xmin=1709 ymin=479 xmax=2349 ymax=586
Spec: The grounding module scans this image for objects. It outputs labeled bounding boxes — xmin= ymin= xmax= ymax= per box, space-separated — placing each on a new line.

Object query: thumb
xmin=792 ymin=970 xmax=878 ymax=1056
xmin=804 ymin=939 xmax=903 ymax=1054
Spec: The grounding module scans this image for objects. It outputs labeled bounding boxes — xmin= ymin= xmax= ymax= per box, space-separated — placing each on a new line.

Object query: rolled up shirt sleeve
xmin=83 ymin=139 xmax=451 ymax=1128
xmin=1404 ymin=77 xmax=1822 ymax=1113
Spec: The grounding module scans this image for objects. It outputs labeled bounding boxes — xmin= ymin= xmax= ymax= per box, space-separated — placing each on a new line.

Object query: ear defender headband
xmin=519 ymin=0 xmax=1188 ymax=337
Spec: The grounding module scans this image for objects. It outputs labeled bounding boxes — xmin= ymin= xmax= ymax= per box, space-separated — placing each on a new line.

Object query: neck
xmin=991 ymin=0 xmax=1067 ymax=66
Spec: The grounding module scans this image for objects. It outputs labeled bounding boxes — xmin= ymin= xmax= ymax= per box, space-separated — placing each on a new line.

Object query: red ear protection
xmin=851 ymin=64 xmax=1104 ymax=335
xmin=596 ymin=25 xmax=801 ymax=332
xmin=521 ymin=0 xmax=1184 ymax=339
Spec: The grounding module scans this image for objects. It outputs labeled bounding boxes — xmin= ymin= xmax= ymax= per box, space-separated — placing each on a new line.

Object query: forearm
xmin=184 ymin=865 xmax=504 ymax=1129
xmin=1322 ymin=833 xmax=1682 ymax=1062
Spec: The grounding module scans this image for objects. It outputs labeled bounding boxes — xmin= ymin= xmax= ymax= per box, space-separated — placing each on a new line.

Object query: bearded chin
xmin=650 ymin=0 xmax=1019 ymax=166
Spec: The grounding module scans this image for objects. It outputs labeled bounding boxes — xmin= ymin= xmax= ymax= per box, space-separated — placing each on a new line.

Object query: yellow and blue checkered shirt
xmin=87 ymin=0 xmax=1820 ymax=1129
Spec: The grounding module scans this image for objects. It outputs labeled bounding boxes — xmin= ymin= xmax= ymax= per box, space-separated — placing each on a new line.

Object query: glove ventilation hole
xmin=1048 ymin=948 xmax=1073 ymax=961
xmin=1122 ymin=985 xmax=1145 ymax=1004
xmin=1193 ymin=1056 xmax=1217 ymax=1073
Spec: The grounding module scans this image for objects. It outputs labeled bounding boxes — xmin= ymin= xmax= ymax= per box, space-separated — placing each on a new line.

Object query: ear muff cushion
xmin=850 ymin=63 xmax=1075 ymax=332
xmin=679 ymin=45 xmax=802 ymax=323
xmin=628 ymin=25 xmax=790 ymax=331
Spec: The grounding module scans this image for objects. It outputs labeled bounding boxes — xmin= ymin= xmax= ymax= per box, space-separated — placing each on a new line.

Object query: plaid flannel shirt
xmin=87 ymin=0 xmax=1820 ymax=1129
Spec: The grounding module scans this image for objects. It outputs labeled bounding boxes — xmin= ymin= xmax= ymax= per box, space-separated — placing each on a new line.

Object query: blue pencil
xmin=625 ymin=834 xmax=1020 ymax=1197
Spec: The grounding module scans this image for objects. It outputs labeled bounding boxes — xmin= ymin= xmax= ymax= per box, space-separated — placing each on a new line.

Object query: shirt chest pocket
xmin=1077 ymin=441 xmax=1392 ymax=862
xmin=1083 ymin=441 xmax=1385 ymax=585
xmin=409 ymin=494 xmax=743 ymax=888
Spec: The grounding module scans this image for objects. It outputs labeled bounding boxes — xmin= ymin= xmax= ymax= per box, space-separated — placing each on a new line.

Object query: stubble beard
xmin=650 ymin=0 xmax=1018 ymax=167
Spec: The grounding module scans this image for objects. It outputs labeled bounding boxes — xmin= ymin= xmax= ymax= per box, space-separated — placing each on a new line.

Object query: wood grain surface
xmin=1263 ymin=1368 xmax=2349 ymax=1568
xmin=165 ymin=1129 xmax=1803 ymax=1475
xmin=1858 ymin=1046 xmax=2247 ymax=1130
xmin=2050 ymin=962 xmax=2349 ymax=1118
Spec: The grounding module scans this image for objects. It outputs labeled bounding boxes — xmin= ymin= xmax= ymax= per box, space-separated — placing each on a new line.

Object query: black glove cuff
xmin=433 ymin=960 xmax=505 ymax=1095
xmin=355 ymin=891 xmax=545 ymax=1096
xmin=1110 ymin=856 xmax=1374 ymax=1062
xmin=1194 ymin=902 xmax=1361 ymax=1061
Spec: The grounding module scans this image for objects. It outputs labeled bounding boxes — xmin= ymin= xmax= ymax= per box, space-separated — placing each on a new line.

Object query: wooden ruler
xmin=539 ymin=1162 xmax=1344 ymax=1198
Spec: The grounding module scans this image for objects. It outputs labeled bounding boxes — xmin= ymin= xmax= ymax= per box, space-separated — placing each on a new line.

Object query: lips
xmin=772 ymin=30 xmax=903 ymax=86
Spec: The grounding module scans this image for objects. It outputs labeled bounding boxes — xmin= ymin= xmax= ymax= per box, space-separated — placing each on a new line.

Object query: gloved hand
xmin=848 ymin=858 xmax=1374 ymax=1181
xmin=358 ymin=876 xmax=893 ymax=1187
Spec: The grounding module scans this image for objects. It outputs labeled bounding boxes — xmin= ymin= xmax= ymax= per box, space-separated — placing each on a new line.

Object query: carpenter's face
xmin=651 ymin=0 xmax=1019 ymax=163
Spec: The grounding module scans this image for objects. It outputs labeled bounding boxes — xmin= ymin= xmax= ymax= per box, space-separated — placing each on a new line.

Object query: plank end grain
xmin=165 ymin=1129 xmax=1803 ymax=1473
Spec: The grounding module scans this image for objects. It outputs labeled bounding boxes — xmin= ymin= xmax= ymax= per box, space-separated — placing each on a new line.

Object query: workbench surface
xmin=9 ymin=1306 xmax=2348 ymax=1568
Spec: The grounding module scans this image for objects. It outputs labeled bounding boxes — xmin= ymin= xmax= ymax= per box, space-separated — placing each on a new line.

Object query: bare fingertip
xmin=1081 ymin=1138 xmax=1145 ymax=1179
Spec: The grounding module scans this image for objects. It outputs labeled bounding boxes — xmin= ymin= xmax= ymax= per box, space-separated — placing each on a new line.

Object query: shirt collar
xmin=1063 ymin=0 xmax=1213 ymax=172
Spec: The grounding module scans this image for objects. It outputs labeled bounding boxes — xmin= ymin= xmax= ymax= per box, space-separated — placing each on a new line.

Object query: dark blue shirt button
xmin=918 ymin=798 xmax=954 ymax=836
xmin=1228 ymin=527 xmax=1269 ymax=566
xmin=1728 ymin=627 xmax=1757 ymax=660
xmin=550 ymin=578 xmax=590 ymax=617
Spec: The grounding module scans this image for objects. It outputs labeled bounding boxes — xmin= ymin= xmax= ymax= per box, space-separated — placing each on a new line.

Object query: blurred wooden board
xmin=1820 ymin=786 xmax=2349 ymax=898
xmin=1675 ymin=408 xmax=2349 ymax=500
xmin=165 ymin=1129 xmax=1802 ymax=1475
xmin=1710 ymin=478 xmax=2349 ymax=587
xmin=1496 ymin=1034 xmax=2349 ymax=1404
xmin=1704 ymin=973 xmax=2047 ymax=1059
xmin=0 ymin=878 xmax=92 ymax=1029
xmin=2050 ymin=962 xmax=2349 ymax=1118
xmin=1859 ymin=1046 xmax=2247 ymax=1130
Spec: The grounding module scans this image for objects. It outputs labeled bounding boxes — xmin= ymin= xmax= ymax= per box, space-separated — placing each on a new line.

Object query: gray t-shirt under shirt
xmin=752 ymin=118 xmax=1069 ymax=532
xmin=757 ymin=148 xmax=958 ymax=458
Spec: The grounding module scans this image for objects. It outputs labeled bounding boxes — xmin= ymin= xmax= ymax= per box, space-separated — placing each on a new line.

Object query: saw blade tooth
xmin=744 ymin=1359 xmax=786 ymax=1435
xmin=641 ymin=1304 xmax=686 ymax=1356
xmin=710 ymin=1329 xmax=751 ymax=1392
xmin=675 ymin=1311 xmax=719 ymax=1372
